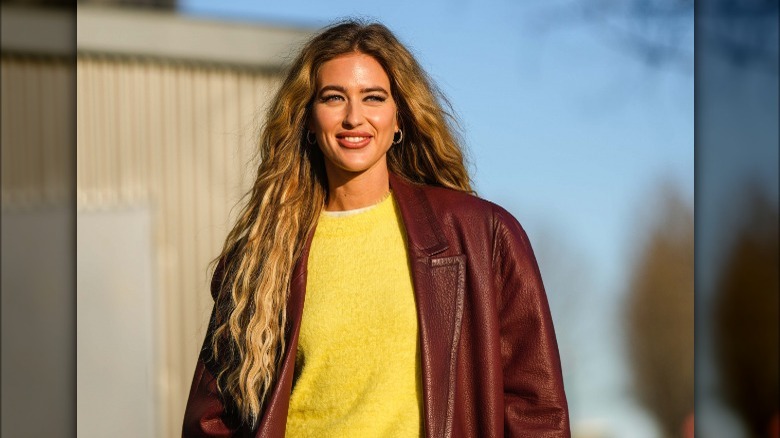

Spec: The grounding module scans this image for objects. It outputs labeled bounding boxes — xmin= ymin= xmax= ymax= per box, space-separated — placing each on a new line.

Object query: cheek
xmin=369 ymin=110 xmax=398 ymax=133
xmin=311 ymin=108 xmax=338 ymax=132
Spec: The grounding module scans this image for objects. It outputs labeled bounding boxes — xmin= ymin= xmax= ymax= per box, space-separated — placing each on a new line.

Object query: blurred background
xmin=0 ymin=0 xmax=776 ymax=437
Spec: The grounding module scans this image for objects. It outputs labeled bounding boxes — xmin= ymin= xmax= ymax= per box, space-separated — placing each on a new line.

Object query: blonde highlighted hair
xmin=209 ymin=19 xmax=472 ymax=427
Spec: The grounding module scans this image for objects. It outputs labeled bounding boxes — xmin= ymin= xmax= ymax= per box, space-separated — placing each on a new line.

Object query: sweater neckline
xmin=321 ymin=191 xmax=393 ymax=218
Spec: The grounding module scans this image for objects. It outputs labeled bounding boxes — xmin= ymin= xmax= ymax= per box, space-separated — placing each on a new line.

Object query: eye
xmin=365 ymin=95 xmax=387 ymax=103
xmin=320 ymin=94 xmax=343 ymax=103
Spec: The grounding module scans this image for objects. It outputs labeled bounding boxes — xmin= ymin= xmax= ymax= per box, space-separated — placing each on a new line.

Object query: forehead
xmin=316 ymin=53 xmax=391 ymax=88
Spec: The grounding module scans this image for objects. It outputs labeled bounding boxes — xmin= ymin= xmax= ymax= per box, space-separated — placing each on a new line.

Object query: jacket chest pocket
xmin=413 ymin=254 xmax=466 ymax=438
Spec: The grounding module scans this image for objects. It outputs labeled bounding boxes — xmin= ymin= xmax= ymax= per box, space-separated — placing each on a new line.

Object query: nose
xmin=342 ymin=101 xmax=362 ymax=128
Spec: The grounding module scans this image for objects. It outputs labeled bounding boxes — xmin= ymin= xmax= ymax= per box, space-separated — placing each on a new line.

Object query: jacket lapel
xmin=255 ymin=230 xmax=315 ymax=438
xmin=390 ymin=173 xmax=466 ymax=438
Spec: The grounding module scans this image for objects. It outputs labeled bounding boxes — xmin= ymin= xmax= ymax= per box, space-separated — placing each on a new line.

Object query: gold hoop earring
xmin=306 ymin=130 xmax=317 ymax=145
xmin=392 ymin=129 xmax=403 ymax=145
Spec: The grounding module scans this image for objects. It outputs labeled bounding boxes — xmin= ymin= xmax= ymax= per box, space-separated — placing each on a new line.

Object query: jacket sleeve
xmin=182 ymin=354 xmax=238 ymax=437
xmin=492 ymin=207 xmax=571 ymax=437
xmin=182 ymin=259 xmax=245 ymax=437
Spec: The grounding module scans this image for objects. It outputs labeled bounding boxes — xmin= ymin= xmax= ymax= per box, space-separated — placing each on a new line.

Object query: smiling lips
xmin=336 ymin=131 xmax=372 ymax=149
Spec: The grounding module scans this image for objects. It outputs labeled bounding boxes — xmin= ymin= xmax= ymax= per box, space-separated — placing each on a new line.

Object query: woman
xmin=183 ymin=20 xmax=569 ymax=437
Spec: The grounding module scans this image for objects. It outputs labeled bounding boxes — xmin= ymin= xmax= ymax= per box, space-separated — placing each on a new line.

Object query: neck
xmin=324 ymin=166 xmax=390 ymax=212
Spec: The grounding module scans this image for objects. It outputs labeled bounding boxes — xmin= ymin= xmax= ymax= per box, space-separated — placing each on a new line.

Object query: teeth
xmin=344 ymin=136 xmax=368 ymax=142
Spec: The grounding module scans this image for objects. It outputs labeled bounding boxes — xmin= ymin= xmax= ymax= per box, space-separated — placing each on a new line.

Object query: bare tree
xmin=625 ymin=185 xmax=694 ymax=437
xmin=713 ymin=186 xmax=779 ymax=438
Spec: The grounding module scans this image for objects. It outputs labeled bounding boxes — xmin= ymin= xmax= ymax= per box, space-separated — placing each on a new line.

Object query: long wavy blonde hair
xmin=209 ymin=19 xmax=472 ymax=427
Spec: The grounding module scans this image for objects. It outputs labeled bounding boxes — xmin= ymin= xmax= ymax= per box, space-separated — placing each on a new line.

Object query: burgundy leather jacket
xmin=183 ymin=173 xmax=570 ymax=437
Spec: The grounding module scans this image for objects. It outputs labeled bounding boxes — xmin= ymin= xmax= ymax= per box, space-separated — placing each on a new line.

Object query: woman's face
xmin=310 ymin=53 xmax=398 ymax=182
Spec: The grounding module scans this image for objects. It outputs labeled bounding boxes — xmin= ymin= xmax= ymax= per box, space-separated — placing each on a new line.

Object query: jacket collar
xmin=389 ymin=172 xmax=449 ymax=257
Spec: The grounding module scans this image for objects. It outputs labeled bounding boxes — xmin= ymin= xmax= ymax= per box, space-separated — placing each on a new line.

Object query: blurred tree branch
xmin=544 ymin=0 xmax=778 ymax=73
xmin=699 ymin=0 xmax=779 ymax=71
xmin=577 ymin=0 xmax=693 ymax=69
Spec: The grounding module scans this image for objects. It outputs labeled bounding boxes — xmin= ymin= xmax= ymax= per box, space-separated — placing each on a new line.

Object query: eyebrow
xmin=319 ymin=85 xmax=390 ymax=95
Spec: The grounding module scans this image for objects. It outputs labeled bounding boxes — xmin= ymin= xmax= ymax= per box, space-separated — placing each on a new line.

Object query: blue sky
xmin=179 ymin=1 xmax=695 ymax=435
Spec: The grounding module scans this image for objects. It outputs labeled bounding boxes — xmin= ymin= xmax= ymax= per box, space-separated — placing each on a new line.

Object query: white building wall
xmin=2 ymin=5 xmax=311 ymax=437
xmin=76 ymin=56 xmax=279 ymax=436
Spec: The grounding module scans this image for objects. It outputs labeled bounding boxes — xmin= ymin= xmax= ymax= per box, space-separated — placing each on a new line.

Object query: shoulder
xmin=419 ymin=184 xmax=536 ymax=259
xmin=389 ymin=173 xmax=532 ymax=254
xmin=416 ymin=183 xmax=525 ymax=232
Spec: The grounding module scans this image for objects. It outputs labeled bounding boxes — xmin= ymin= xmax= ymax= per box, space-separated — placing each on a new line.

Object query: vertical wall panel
xmin=192 ymin=68 xmax=212 ymax=325
xmin=1 ymin=60 xmax=14 ymax=201
xmin=1 ymin=56 xmax=74 ymax=207
xmin=77 ymin=60 xmax=89 ymax=205
xmin=2 ymin=54 xmax=76 ymax=437
xmin=75 ymin=55 xmax=277 ymax=438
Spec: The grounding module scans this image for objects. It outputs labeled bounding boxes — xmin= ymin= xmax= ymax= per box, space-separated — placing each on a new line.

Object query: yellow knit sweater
xmin=285 ymin=193 xmax=422 ymax=437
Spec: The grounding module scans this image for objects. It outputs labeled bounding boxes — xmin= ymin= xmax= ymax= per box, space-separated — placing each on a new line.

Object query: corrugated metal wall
xmin=76 ymin=55 xmax=279 ymax=437
xmin=3 ymin=9 xmax=295 ymax=434
xmin=2 ymin=54 xmax=77 ymax=438
xmin=1 ymin=55 xmax=74 ymax=207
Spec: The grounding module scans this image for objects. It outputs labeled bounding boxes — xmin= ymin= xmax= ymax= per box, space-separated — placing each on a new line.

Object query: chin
xmin=336 ymin=164 xmax=374 ymax=174
xmin=329 ymin=157 xmax=386 ymax=176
